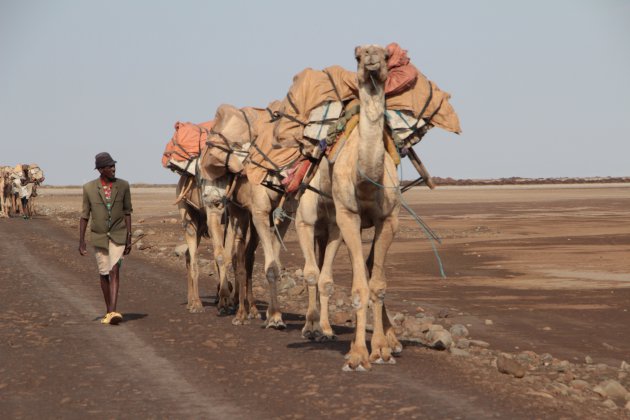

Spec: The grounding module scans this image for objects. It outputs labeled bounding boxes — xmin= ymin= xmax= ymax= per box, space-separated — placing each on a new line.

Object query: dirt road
xmin=1 ymin=184 xmax=629 ymax=418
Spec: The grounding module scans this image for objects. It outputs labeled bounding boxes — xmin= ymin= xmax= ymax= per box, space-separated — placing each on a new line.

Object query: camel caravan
xmin=0 ymin=164 xmax=45 ymax=219
xmin=162 ymin=43 xmax=461 ymax=371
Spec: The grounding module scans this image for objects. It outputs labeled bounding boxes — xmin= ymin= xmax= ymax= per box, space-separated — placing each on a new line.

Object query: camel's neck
xmin=357 ymin=80 xmax=386 ymax=181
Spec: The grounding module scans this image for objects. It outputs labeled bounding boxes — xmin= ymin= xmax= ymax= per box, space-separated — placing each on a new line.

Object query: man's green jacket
xmin=81 ymin=178 xmax=133 ymax=249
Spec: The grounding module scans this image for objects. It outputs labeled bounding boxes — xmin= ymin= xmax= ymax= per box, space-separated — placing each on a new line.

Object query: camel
xmin=202 ymin=102 xmax=299 ymax=329
xmin=0 ymin=166 xmax=11 ymax=217
xmin=25 ymin=164 xmax=45 ymax=216
xmin=168 ymin=121 xmax=237 ymax=313
xmin=172 ymin=103 xmax=298 ymax=329
xmin=175 ymin=173 xmax=231 ymax=314
xmin=9 ymin=166 xmax=26 ymax=217
xmin=329 ymin=45 xmax=402 ymax=371
xmin=226 ymin=157 xmax=296 ymax=327
xmin=295 ymin=157 xmax=343 ymax=340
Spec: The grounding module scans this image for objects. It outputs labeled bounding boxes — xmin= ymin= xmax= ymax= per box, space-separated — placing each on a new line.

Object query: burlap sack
xmin=273 ymin=66 xmax=357 ymax=149
xmin=199 ymin=102 xmax=281 ymax=181
xmin=245 ymin=120 xmax=301 ymax=186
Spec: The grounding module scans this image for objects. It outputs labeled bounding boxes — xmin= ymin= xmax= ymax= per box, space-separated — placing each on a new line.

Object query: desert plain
xmin=1 ymin=183 xmax=629 ymax=418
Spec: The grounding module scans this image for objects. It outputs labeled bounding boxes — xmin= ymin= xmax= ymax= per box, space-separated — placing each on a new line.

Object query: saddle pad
xmin=303 ymin=101 xmax=344 ymax=142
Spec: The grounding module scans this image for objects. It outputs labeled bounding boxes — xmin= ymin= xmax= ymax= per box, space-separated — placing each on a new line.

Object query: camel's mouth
xmin=365 ymin=63 xmax=381 ymax=72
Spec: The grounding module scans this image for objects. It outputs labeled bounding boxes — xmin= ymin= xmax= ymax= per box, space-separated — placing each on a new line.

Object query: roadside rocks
xmin=426 ymin=325 xmax=452 ymax=350
xmin=593 ymin=379 xmax=629 ymax=400
xmin=449 ymin=324 xmax=469 ymax=339
xmin=497 ymin=354 xmax=526 ymax=378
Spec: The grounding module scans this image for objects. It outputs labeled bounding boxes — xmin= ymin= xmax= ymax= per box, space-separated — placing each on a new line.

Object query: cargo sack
xmin=200 ymin=102 xmax=281 ymax=181
xmin=245 ymin=121 xmax=301 ymax=186
xmin=199 ymin=105 xmax=258 ymax=181
xmin=169 ymin=157 xmax=198 ymax=177
xmin=281 ymin=158 xmax=311 ymax=194
xmin=274 ymin=66 xmax=356 ymax=150
xmin=302 ymin=101 xmax=344 ymax=145
xmin=162 ymin=120 xmax=215 ymax=170
xmin=27 ymin=164 xmax=44 ymax=183
xmin=384 ymin=109 xmax=429 ymax=148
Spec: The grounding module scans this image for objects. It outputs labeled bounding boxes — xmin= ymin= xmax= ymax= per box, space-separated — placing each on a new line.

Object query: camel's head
xmin=355 ymin=45 xmax=389 ymax=87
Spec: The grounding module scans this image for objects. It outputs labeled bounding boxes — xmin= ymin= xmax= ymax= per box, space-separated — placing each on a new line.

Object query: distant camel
xmin=0 ymin=167 xmax=11 ymax=217
xmin=26 ymin=164 xmax=45 ymax=216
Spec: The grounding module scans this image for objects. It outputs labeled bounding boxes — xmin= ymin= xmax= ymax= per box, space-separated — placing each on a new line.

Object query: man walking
xmin=79 ymin=152 xmax=133 ymax=325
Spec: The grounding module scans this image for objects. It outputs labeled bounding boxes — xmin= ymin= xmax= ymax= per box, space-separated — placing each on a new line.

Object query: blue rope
xmin=272 ymin=207 xmax=294 ymax=251
xmin=357 ymin=155 xmax=446 ymax=279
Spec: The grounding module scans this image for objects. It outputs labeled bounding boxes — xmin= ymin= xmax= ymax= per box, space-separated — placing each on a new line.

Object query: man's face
xmin=98 ymin=165 xmax=116 ymax=181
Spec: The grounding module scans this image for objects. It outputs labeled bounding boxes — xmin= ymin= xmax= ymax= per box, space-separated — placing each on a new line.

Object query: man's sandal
xmin=100 ymin=313 xmax=113 ymax=324
xmin=109 ymin=312 xmax=123 ymax=325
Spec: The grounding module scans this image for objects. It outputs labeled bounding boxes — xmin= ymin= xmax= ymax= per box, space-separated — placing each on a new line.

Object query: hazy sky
xmin=1 ymin=0 xmax=629 ymax=185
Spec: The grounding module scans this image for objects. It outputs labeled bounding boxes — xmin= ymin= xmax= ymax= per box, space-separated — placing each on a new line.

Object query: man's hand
xmin=124 ymin=234 xmax=132 ymax=256
xmin=78 ymin=241 xmax=87 ymax=256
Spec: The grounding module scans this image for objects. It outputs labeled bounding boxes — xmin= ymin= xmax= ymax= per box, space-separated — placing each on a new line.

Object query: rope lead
xmin=357 ymin=159 xmax=447 ymax=279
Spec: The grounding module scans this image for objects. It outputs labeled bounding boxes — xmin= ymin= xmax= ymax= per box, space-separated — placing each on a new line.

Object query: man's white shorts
xmin=94 ymin=241 xmax=125 ymax=275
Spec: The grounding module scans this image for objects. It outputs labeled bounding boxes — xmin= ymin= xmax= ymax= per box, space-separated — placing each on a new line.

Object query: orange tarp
xmin=162 ymin=120 xmax=215 ymax=167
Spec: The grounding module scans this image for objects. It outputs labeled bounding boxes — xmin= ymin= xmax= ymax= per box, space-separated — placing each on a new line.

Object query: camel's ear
xmin=354 ymin=46 xmax=362 ymax=61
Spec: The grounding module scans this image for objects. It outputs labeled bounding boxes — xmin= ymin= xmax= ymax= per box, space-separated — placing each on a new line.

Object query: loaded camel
xmin=294 ymin=43 xmax=462 ymax=361
xmin=330 ymin=45 xmax=402 ymax=371
xmin=172 ymin=103 xmax=298 ymax=329
xmin=0 ymin=166 xmax=11 ymax=217
xmin=211 ymin=105 xmax=300 ymax=327
xmin=25 ymin=164 xmax=45 ymax=216
xmin=168 ymin=120 xmax=233 ymax=314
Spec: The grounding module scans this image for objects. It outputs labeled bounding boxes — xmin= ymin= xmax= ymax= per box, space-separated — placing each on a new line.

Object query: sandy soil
xmin=1 ymin=183 xmax=629 ymax=418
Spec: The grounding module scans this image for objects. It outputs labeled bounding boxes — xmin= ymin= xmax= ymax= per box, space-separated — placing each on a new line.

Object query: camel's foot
xmin=232 ymin=314 xmax=250 ymax=325
xmin=369 ymin=347 xmax=396 ymax=365
xmin=187 ymin=300 xmax=204 ymax=313
xmin=342 ymin=344 xmax=371 ymax=372
xmin=387 ymin=330 xmax=403 ymax=355
xmin=301 ymin=320 xmax=323 ymax=340
xmin=265 ymin=311 xmax=286 ymax=329
xmin=248 ymin=304 xmax=261 ymax=320
xmin=232 ymin=305 xmax=250 ymax=325
xmin=217 ymin=296 xmax=236 ymax=316
xmin=316 ymin=333 xmax=337 ymax=342
xmin=370 ymin=331 xmax=399 ymax=364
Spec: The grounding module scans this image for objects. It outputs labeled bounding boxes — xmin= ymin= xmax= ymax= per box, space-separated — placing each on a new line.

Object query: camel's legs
xmin=296 ymin=213 xmax=321 ymax=339
xmin=180 ymin=206 xmax=203 ymax=313
xmin=250 ymin=209 xmax=285 ymax=329
xmin=14 ymin=194 xmax=23 ymax=216
xmin=318 ymin=222 xmax=343 ymax=340
xmin=368 ymin=214 xmax=401 ymax=364
xmin=0 ymin=184 xmax=5 ymax=217
xmin=244 ymin=222 xmax=260 ymax=319
xmin=207 ymin=207 xmax=234 ymax=315
xmin=335 ymin=207 xmax=370 ymax=371
xmin=231 ymin=208 xmax=250 ymax=325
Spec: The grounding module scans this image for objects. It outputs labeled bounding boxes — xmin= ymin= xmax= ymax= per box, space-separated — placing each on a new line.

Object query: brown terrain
xmin=1 ymin=182 xmax=629 ymax=418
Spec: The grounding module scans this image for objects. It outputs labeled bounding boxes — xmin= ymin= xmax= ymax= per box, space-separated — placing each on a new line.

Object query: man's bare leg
xmin=100 ymin=274 xmax=111 ymax=312
xmin=109 ymin=263 xmax=120 ymax=313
